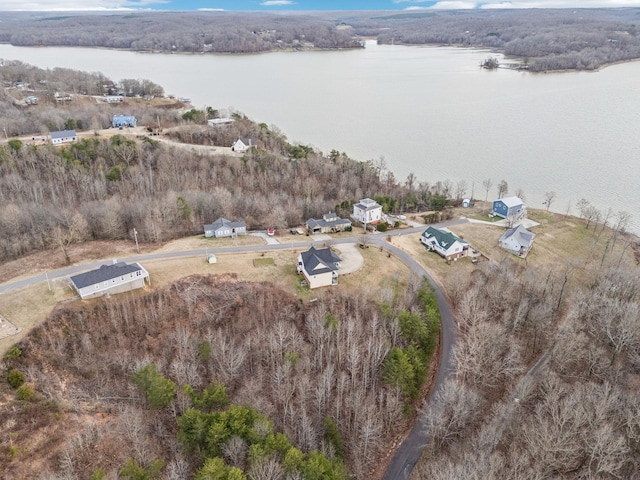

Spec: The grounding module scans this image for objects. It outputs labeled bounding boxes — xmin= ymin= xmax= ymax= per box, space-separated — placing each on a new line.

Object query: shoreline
xmin=2 ymin=40 xmax=640 ymax=72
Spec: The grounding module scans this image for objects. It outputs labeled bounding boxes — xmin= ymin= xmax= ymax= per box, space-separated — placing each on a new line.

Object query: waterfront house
xmin=499 ymin=224 xmax=535 ymax=258
xmin=492 ymin=196 xmax=526 ymax=221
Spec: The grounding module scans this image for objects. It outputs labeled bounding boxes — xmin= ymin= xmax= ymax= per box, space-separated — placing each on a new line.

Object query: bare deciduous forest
xmin=0 ymin=274 xmax=439 ymax=479
xmin=412 ymin=260 xmax=640 ymax=479
xmin=2 ymin=9 xmax=640 ymax=70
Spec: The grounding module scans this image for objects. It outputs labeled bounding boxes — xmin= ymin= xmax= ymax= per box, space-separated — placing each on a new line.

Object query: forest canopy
xmin=2 ymin=9 xmax=640 ymax=70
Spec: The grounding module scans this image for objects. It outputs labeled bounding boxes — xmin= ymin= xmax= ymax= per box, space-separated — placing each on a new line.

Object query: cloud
xmin=260 ymin=0 xmax=294 ymax=5
xmin=0 ymin=0 xmax=167 ymax=11
xmin=197 ymin=8 xmax=225 ymax=11
xmin=428 ymin=1 xmax=478 ymax=6
xmin=401 ymin=0 xmax=640 ymax=7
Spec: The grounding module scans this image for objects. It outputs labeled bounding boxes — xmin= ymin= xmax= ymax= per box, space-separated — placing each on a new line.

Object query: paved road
xmin=0 ymin=220 xmax=467 ymax=480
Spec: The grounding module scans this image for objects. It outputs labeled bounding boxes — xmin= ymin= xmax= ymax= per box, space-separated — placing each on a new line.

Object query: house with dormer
xmin=203 ymin=217 xmax=247 ymax=238
xmin=421 ymin=226 xmax=469 ymax=261
xmin=306 ymin=212 xmax=352 ymax=234
xmin=297 ymin=246 xmax=341 ymax=289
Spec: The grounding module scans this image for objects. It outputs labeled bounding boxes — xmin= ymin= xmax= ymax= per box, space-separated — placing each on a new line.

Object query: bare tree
xmin=482 ymin=178 xmax=493 ymax=214
xmin=543 ymin=191 xmax=555 ymax=212
xmin=496 ymin=180 xmax=509 ymax=199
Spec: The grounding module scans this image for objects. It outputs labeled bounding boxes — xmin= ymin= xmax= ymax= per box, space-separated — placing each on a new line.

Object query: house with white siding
xmin=49 ymin=130 xmax=77 ymax=145
xmin=352 ymin=198 xmax=383 ymax=225
xmin=70 ymin=262 xmax=149 ymax=299
xmin=421 ymin=226 xmax=469 ymax=261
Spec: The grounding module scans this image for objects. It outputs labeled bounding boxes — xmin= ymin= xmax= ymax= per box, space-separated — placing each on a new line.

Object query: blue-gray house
xmin=492 ymin=196 xmax=526 ymax=220
xmin=112 ymin=115 xmax=137 ymax=128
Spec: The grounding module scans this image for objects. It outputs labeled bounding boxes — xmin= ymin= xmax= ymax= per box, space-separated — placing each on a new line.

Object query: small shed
xmin=207 ymin=254 xmax=217 ymax=264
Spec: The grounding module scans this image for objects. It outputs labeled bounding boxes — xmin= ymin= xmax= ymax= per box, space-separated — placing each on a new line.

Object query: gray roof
xmin=300 ymin=246 xmax=341 ymax=275
xmin=70 ymin=262 xmax=143 ymax=289
xmin=495 ymin=196 xmax=524 ymax=207
xmin=500 ymin=224 xmax=535 ymax=247
xmin=354 ymin=198 xmax=381 ymax=211
xmin=306 ymin=213 xmax=351 ymax=230
xmin=204 ymin=217 xmax=246 ymax=231
xmin=50 ymin=129 xmax=77 ymax=139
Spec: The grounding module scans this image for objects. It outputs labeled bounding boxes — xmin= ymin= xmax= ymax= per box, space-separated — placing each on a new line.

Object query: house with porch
xmin=49 ymin=129 xmax=77 ymax=145
xmin=492 ymin=196 xmax=526 ymax=221
xmin=297 ymin=246 xmax=341 ymax=289
xmin=204 ymin=217 xmax=247 ymax=238
xmin=499 ymin=224 xmax=535 ymax=258
xmin=306 ymin=212 xmax=352 ymax=234
xmin=352 ymin=198 xmax=383 ymax=225
xmin=421 ymin=226 xmax=469 ymax=261
xmin=70 ymin=261 xmax=149 ymax=299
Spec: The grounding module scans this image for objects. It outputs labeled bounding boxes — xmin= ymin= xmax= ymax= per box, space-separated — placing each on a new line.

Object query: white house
xmin=208 ymin=118 xmax=234 ymax=127
xmin=231 ymin=138 xmax=255 ymax=152
xmin=112 ymin=115 xmax=137 ymax=128
xmin=203 ymin=217 xmax=247 ymax=238
xmin=421 ymin=226 xmax=469 ymax=261
xmin=70 ymin=262 xmax=149 ymax=299
xmin=297 ymin=246 xmax=341 ymax=289
xmin=50 ymin=130 xmax=77 ymax=145
xmin=352 ymin=198 xmax=383 ymax=225
xmin=499 ymin=224 xmax=535 ymax=258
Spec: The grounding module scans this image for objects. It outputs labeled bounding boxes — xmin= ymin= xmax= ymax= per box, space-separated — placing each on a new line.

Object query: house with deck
xmin=306 ymin=212 xmax=352 ymax=234
xmin=204 ymin=217 xmax=247 ymax=238
xmin=421 ymin=226 xmax=469 ymax=261
xmin=492 ymin=196 xmax=526 ymax=221
xmin=297 ymin=246 xmax=341 ymax=289
xmin=70 ymin=262 xmax=149 ymax=299
xmin=499 ymin=224 xmax=535 ymax=258
xmin=49 ymin=130 xmax=77 ymax=145
xmin=352 ymin=198 xmax=383 ymax=225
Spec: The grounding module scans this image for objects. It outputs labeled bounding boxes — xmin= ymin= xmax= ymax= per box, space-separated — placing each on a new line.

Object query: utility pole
xmin=133 ymin=228 xmax=139 ymax=253
xmin=45 ymin=271 xmax=51 ymax=292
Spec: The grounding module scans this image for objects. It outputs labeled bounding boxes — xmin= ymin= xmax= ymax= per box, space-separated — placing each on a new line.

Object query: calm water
xmin=1 ymin=41 xmax=639 ymax=232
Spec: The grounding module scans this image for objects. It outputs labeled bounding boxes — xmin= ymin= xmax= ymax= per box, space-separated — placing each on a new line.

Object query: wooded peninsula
xmin=2 ymin=9 xmax=640 ymax=71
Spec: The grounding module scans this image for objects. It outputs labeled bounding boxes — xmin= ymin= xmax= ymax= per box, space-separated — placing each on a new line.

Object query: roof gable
xmin=300 ymin=246 xmax=341 ymax=274
xmin=50 ymin=129 xmax=77 ymax=139
xmin=70 ymin=262 xmax=143 ymax=289
xmin=423 ymin=226 xmax=467 ymax=249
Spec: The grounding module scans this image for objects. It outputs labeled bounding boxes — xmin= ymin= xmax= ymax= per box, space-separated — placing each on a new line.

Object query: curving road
xmin=0 ymin=221 xmax=466 ymax=479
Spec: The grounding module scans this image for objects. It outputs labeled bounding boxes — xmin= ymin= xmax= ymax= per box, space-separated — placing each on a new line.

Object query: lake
xmin=1 ymin=41 xmax=639 ymax=233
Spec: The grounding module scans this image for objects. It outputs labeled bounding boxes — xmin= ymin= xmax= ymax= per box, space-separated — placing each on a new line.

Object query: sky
xmin=2 ymin=0 xmax=640 ymax=12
